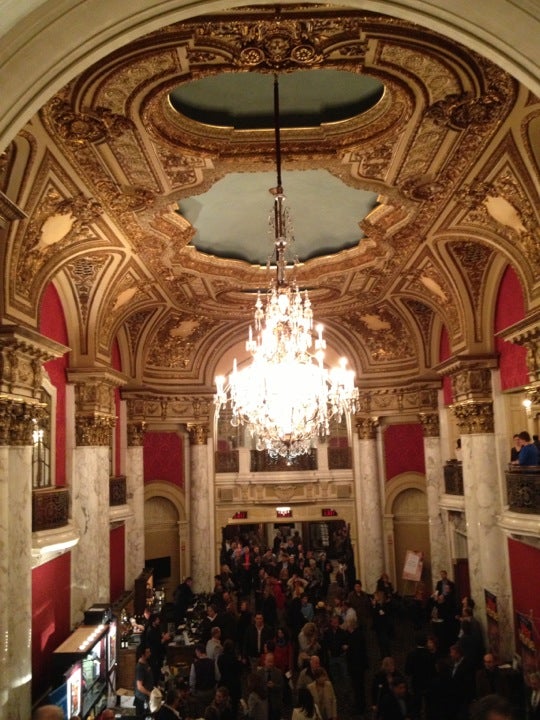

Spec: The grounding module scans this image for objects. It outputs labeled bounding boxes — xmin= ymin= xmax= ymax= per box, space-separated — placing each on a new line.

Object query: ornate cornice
xmin=127 ymin=421 xmax=146 ymax=447
xmin=68 ymin=368 xmax=126 ymax=416
xmin=355 ymin=384 xmax=439 ymax=416
xmin=0 ymin=326 xmax=69 ymax=402
xmin=75 ymin=415 xmax=116 ymax=446
xmin=355 ymin=416 xmax=379 ymax=440
xmin=0 ymin=190 xmax=27 ymax=226
xmin=450 ymin=400 xmax=494 ymax=434
xmin=418 ymin=411 xmax=440 ymax=437
xmin=187 ymin=423 xmax=209 ymax=445
xmin=0 ymin=397 xmax=43 ymax=445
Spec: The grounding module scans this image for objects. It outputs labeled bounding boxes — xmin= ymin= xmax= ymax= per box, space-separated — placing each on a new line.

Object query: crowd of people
xmin=125 ymin=528 xmax=533 ymax=720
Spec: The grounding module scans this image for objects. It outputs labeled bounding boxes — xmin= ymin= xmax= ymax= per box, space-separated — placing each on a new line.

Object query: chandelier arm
xmin=273 ymin=73 xmax=282 ymax=190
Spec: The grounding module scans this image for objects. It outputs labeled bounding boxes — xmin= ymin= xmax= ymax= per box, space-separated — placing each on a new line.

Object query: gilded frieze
xmin=0 ymin=398 xmax=40 ymax=445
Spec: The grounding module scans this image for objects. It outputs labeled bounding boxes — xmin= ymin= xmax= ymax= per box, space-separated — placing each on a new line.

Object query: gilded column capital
xmin=188 ymin=423 xmax=209 ymax=445
xmin=0 ymin=397 xmax=44 ymax=445
xmin=75 ymin=415 xmax=116 ymax=446
xmin=127 ymin=421 xmax=146 ymax=447
xmin=418 ymin=412 xmax=440 ymax=437
xmin=355 ymin=416 xmax=379 ymax=440
xmin=438 ymin=355 xmax=497 ymax=403
xmin=450 ymin=400 xmax=494 ymax=434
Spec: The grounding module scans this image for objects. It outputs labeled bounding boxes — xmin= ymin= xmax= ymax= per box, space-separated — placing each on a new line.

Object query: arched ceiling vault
xmin=1 ymin=5 xmax=539 ymax=401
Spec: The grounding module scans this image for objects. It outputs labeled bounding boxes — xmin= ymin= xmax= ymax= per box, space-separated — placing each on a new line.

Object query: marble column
xmin=125 ymin=421 xmax=146 ymax=588
xmin=0 ymin=328 xmax=67 ymax=720
xmin=188 ymin=423 xmax=213 ymax=593
xmin=353 ymin=417 xmax=384 ymax=592
xmin=419 ymin=412 xmax=450 ymax=581
xmin=450 ymin=364 xmax=513 ymax=660
xmin=68 ymin=369 xmax=124 ymax=625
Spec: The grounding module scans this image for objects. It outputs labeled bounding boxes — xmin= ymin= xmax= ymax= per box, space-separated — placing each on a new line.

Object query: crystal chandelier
xmin=214 ymin=75 xmax=358 ymax=458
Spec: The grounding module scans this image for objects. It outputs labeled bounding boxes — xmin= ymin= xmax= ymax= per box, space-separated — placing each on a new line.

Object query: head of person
xmin=450 ymin=644 xmax=463 ymax=663
xmin=470 ymin=694 xmax=513 ymax=720
xmin=440 ymin=570 xmax=448 ymax=580
xmin=302 ymin=622 xmax=316 ymax=639
xmin=214 ymin=687 xmax=230 ymax=706
xmin=136 ymin=643 xmax=151 ymax=661
xmin=247 ymin=672 xmax=267 ymax=699
xmin=33 ymin=707 xmax=65 ymax=720
xmin=254 ymin=612 xmax=264 ymax=628
xmin=264 ymin=652 xmax=275 ymax=669
xmin=211 ymin=626 xmax=221 ymax=640
xmin=519 ymin=431 xmax=532 ymax=444
xmin=529 ymin=671 xmax=540 ymax=691
xmin=354 ymin=580 xmax=363 ymax=593
xmin=483 ymin=653 xmax=496 ymax=671
xmin=426 ymin=635 xmax=438 ymax=653
xmin=150 ymin=613 xmax=161 ymax=627
xmin=309 ymin=655 xmax=321 ymax=673
xmin=195 ymin=642 xmax=207 ymax=658
xmin=381 ymin=656 xmax=396 ymax=674
xmin=99 ymin=710 xmax=116 ymax=720
xmin=297 ymin=688 xmax=315 ymax=716
xmin=329 ymin=615 xmax=340 ymax=630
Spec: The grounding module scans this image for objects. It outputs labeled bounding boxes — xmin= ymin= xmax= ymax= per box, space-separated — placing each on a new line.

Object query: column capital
xmin=355 ymin=416 xmax=379 ymax=440
xmin=438 ymin=355 xmax=497 ymax=403
xmin=418 ymin=411 xmax=440 ymax=437
xmin=75 ymin=415 xmax=116 ymax=446
xmin=187 ymin=423 xmax=209 ymax=445
xmin=450 ymin=400 xmax=494 ymax=434
xmin=68 ymin=368 xmax=125 ymax=445
xmin=0 ymin=397 xmax=42 ymax=445
xmin=127 ymin=421 xmax=146 ymax=447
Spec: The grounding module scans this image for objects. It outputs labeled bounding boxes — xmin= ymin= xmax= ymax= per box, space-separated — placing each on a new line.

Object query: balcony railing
xmin=32 ymin=487 xmax=69 ymax=532
xmin=215 ymin=450 xmax=239 ymax=473
xmin=505 ymin=465 xmax=540 ymax=514
xmin=110 ymin=475 xmax=127 ymax=506
xmin=250 ymin=449 xmax=318 ymax=472
xmin=444 ymin=460 xmax=464 ymax=495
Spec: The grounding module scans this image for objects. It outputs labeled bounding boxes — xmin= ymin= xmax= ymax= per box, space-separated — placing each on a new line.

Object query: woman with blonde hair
xmin=297 ymin=622 xmax=320 ymax=669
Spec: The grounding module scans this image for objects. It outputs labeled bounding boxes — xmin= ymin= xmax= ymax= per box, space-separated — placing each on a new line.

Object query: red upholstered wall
xmin=508 ymin=538 xmax=540 ymax=636
xmin=39 ymin=283 xmax=69 ymax=486
xmin=384 ymin=423 xmax=426 ymax=480
xmin=32 ymin=553 xmax=71 ymax=701
xmin=495 ymin=266 xmax=528 ymax=391
xmin=144 ymin=431 xmax=183 ymax=487
xmin=110 ymin=524 xmax=126 ymax=602
xmin=439 ymin=326 xmax=453 ymax=406
xmin=111 ymin=338 xmax=122 ymax=476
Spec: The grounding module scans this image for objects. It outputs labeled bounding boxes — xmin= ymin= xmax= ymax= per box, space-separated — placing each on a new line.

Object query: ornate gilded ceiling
xmin=1 ymin=5 xmax=539 ymax=405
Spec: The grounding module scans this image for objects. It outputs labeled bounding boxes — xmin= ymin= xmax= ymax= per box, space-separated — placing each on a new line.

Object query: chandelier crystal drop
xmin=214 ymin=75 xmax=359 ymax=459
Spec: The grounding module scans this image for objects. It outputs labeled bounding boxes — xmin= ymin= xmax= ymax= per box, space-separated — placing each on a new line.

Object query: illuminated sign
xmin=321 ymin=508 xmax=338 ymax=517
xmin=276 ymin=507 xmax=292 ymax=518
xmin=232 ymin=511 xmax=248 ymax=520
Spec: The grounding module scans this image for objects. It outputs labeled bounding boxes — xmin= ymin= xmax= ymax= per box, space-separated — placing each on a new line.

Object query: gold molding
xmin=418 ymin=412 xmax=440 ymax=437
xmin=355 ymin=416 xmax=379 ymax=440
xmin=75 ymin=415 xmax=116 ymax=446
xmin=0 ymin=397 xmax=44 ymax=446
xmin=187 ymin=423 xmax=209 ymax=445
xmin=450 ymin=400 xmax=494 ymax=434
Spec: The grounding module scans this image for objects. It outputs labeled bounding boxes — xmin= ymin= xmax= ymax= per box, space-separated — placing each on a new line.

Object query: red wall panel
xmin=508 ymin=538 xmax=540 ymax=640
xmin=32 ymin=553 xmax=71 ymax=701
xmin=39 ymin=283 xmax=69 ymax=486
xmin=384 ymin=423 xmax=425 ymax=480
xmin=495 ymin=266 xmax=528 ymax=391
xmin=144 ymin=431 xmax=183 ymax=487
xmin=110 ymin=524 xmax=126 ymax=602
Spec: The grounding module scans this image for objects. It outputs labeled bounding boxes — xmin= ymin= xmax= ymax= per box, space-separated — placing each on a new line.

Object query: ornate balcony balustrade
xmin=250 ymin=449 xmax=317 ymax=472
xmin=444 ymin=460 xmax=464 ymax=495
xmin=505 ymin=465 xmax=540 ymax=514
xmin=110 ymin=475 xmax=127 ymax=506
xmin=32 ymin=486 xmax=69 ymax=531
xmin=215 ymin=450 xmax=240 ymax=473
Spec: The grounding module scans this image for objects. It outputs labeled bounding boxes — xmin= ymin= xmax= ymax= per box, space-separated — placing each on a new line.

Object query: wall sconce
xmin=522 ymin=398 xmax=532 ymax=416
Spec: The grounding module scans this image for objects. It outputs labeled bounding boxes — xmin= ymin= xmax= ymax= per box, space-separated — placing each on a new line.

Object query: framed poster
xmin=402 ymin=550 xmax=424 ymax=582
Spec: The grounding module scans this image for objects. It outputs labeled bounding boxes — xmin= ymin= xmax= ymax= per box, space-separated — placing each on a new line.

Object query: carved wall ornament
xmin=418 ymin=411 xmax=440 ymax=437
xmin=146 ymin=312 xmax=213 ymax=369
xmin=448 ymin=241 xmax=493 ymax=309
xmin=427 ymin=90 xmax=505 ymax=130
xmin=188 ymin=423 xmax=208 ymax=445
xmin=48 ymin=98 xmax=134 ymax=144
xmin=272 ymin=484 xmax=297 ymax=502
xmin=400 ymin=174 xmax=447 ymax=202
xmin=450 ymin=366 xmax=492 ymax=402
xmin=450 ymin=400 xmax=494 ymax=434
xmin=66 ymin=254 xmax=109 ymax=325
xmin=344 ymin=307 xmax=416 ymax=363
xmin=75 ymin=414 xmax=116 ymax=446
xmin=127 ymin=421 xmax=146 ymax=446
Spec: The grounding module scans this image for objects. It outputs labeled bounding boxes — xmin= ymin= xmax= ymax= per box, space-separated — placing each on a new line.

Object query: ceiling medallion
xmin=214 ymin=75 xmax=358 ymax=459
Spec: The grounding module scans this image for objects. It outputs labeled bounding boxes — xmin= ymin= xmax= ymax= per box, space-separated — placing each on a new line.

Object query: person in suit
xmin=526 ymin=671 xmax=540 ymax=719
xmin=378 ymin=676 xmax=412 ymax=720
xmin=470 ymin=694 xmax=514 ymax=720
xmin=155 ymin=688 xmax=182 ymax=720
xmin=244 ymin=613 xmax=275 ymax=670
xmin=448 ymin=643 xmax=476 ymax=720
xmin=257 ymin=652 xmax=284 ymax=720
xmin=475 ymin=654 xmax=509 ymax=699
xmin=307 ymin=669 xmax=337 ymax=720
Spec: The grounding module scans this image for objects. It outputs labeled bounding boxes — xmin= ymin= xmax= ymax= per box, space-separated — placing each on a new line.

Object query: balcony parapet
xmin=32 ymin=486 xmax=69 ymax=532
xmin=444 ymin=460 xmax=464 ymax=495
xmin=505 ymin=465 xmax=540 ymax=514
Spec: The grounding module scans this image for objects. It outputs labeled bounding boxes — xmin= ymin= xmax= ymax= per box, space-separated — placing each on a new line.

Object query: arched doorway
xmin=385 ymin=473 xmax=430 ymax=596
xmin=144 ymin=483 xmax=188 ymax=599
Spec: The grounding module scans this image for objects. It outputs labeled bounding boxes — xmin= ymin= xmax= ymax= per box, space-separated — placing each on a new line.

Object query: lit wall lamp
xmin=522 ymin=397 xmax=532 ymax=416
